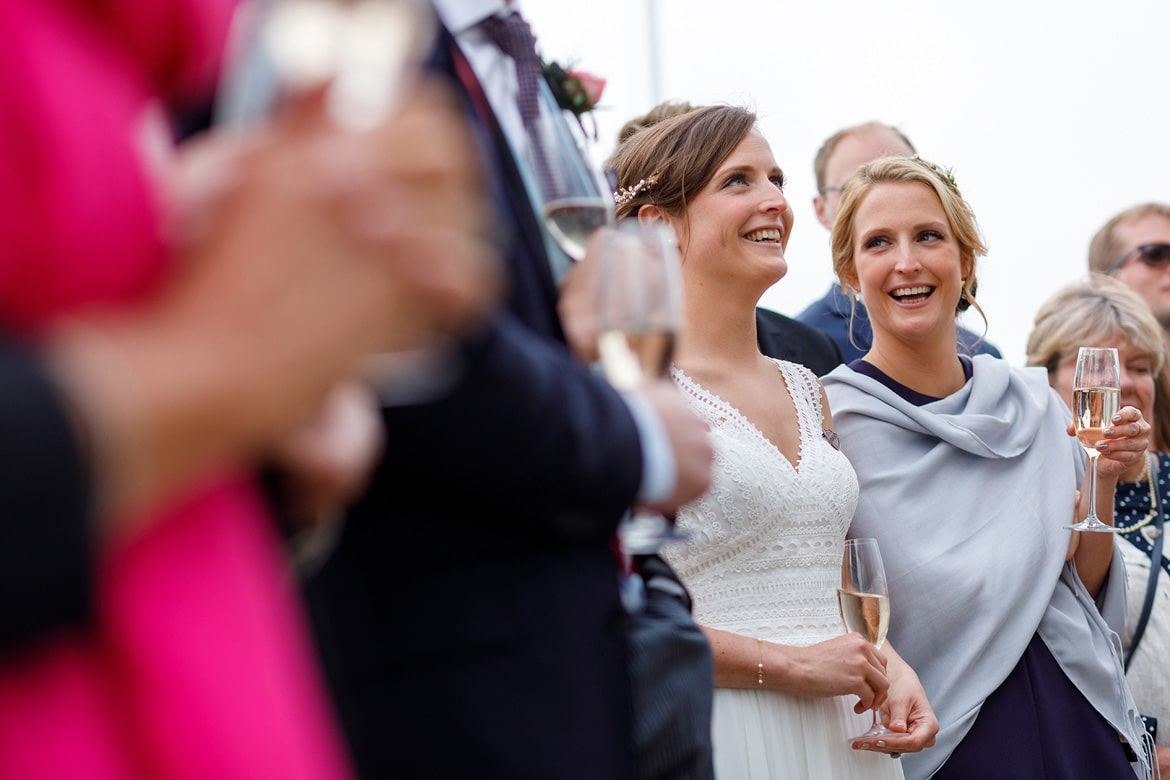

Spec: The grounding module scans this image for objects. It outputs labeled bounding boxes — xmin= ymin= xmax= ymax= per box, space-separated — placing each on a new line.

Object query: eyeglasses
xmin=818 ymin=184 xmax=846 ymax=196
xmin=1106 ymin=243 xmax=1170 ymax=275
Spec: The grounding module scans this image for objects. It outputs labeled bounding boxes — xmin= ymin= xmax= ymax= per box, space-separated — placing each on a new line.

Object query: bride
xmin=607 ymin=104 xmax=937 ymax=778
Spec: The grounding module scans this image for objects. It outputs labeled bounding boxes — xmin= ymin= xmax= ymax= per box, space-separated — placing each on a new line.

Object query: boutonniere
xmin=542 ymin=60 xmax=605 ymax=139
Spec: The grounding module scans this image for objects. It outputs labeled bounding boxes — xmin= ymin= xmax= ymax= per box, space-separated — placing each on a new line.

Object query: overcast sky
xmin=523 ymin=0 xmax=1170 ymax=363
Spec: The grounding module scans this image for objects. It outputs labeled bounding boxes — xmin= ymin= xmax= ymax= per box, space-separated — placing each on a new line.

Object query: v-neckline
xmin=672 ymin=361 xmax=807 ymax=474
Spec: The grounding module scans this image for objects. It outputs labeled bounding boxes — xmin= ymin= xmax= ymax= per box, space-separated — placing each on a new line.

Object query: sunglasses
xmin=1107 ymin=243 xmax=1170 ymax=275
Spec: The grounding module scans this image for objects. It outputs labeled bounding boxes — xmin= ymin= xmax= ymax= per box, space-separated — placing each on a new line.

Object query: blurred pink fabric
xmin=0 ymin=0 xmax=352 ymax=777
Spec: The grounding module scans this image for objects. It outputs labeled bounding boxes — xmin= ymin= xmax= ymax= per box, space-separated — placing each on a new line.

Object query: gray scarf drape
xmin=824 ymin=356 xmax=1150 ymax=779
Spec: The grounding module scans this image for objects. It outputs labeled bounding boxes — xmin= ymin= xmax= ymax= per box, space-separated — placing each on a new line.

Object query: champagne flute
xmin=538 ymin=123 xmax=614 ymax=262
xmin=520 ymin=79 xmax=614 ymax=262
xmin=544 ymin=194 xmax=613 ymax=262
xmin=216 ymin=0 xmax=436 ymax=132
xmin=1069 ymin=346 xmax=1123 ymax=532
xmin=596 ymin=221 xmax=683 ymax=554
xmin=837 ymin=537 xmax=893 ymax=742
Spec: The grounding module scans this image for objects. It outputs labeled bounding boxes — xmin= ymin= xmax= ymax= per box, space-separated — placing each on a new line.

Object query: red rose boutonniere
xmin=543 ymin=60 xmax=605 ymax=138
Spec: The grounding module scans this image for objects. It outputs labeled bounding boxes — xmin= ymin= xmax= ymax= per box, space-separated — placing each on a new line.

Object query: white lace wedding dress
xmin=664 ymin=360 xmax=904 ymax=780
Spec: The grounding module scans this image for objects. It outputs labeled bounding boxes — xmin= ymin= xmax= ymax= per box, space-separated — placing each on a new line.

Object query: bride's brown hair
xmin=609 ymin=105 xmax=757 ymax=222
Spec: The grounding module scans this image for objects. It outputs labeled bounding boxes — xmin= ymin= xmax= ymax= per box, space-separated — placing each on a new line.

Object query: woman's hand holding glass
xmin=1067 ymin=346 xmax=1152 ymax=532
xmin=867 ymin=644 xmax=939 ymax=758
xmin=838 ymin=538 xmax=895 ymax=742
xmin=1069 ymin=347 xmax=1123 ymax=532
xmin=832 ymin=539 xmax=937 ymax=758
xmin=778 ymin=633 xmax=889 ymax=707
xmin=1088 ymin=405 xmax=1152 ymax=479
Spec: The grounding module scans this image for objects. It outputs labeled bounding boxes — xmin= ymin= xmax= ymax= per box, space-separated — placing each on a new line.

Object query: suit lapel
xmin=431 ymin=25 xmax=564 ymax=340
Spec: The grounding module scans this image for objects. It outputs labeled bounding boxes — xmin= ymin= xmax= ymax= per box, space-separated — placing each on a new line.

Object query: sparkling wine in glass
xmin=1069 ymin=347 xmax=1122 ymax=532
xmin=596 ymin=221 xmax=681 ymax=389
xmin=597 ymin=221 xmax=683 ymax=553
xmin=532 ymin=101 xmax=614 ymax=262
xmin=837 ymin=537 xmax=894 ymax=742
xmin=544 ymin=197 xmax=613 ymax=261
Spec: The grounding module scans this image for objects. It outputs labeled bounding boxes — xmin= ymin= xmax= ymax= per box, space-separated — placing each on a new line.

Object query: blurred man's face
xmin=813 ymin=127 xmax=914 ymax=231
xmin=1110 ymin=213 xmax=1170 ymax=328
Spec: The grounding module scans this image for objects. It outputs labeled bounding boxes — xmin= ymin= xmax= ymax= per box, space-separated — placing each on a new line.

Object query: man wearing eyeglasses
xmin=797 ymin=121 xmax=1001 ymax=362
xmin=1090 ymin=203 xmax=1170 ymax=329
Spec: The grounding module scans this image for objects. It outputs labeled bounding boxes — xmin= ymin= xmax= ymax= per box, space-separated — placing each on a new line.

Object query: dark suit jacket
xmin=303 ymin=25 xmax=639 ymax=780
xmin=755 ymin=306 xmax=842 ymax=377
xmin=0 ymin=340 xmax=92 ymax=652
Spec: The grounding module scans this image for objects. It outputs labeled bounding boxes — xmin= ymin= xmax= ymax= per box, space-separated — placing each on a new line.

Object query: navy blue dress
xmin=852 ymin=359 xmax=1140 ymax=779
xmin=1115 ymin=452 xmax=1170 ymax=579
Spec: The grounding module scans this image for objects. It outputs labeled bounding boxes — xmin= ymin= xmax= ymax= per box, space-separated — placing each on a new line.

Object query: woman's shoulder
xmin=767 ymin=356 xmax=818 ymax=383
xmin=973 ymin=355 xmax=1054 ymax=389
xmin=767 ymin=357 xmax=826 ymax=406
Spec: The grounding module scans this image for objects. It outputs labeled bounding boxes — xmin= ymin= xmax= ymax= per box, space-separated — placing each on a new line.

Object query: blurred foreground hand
xmin=49 ymin=79 xmax=500 ymax=533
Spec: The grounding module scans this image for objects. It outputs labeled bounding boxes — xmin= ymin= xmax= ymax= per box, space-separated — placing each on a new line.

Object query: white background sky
xmin=524 ymin=0 xmax=1170 ymax=364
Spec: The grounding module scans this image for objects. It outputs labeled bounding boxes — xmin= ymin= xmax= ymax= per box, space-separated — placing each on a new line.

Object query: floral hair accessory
xmin=614 ymin=174 xmax=659 ymax=206
xmin=913 ymin=155 xmax=958 ymax=188
xmin=543 ymin=60 xmax=605 ymax=138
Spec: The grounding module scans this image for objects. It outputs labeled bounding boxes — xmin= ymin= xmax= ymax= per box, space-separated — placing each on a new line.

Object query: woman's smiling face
xmin=844 ymin=180 xmax=969 ymax=349
xmin=667 ymin=130 xmax=793 ymax=288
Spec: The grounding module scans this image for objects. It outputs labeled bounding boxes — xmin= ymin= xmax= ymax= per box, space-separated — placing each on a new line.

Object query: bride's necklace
xmin=1114 ymin=453 xmax=1159 ymax=535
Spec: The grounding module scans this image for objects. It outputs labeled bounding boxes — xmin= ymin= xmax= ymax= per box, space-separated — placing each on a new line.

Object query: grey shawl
xmin=823 ymin=355 xmax=1150 ymax=779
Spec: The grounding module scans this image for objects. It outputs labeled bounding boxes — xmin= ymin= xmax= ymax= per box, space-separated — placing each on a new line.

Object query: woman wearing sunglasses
xmin=1089 ymin=203 xmax=1170 ymax=329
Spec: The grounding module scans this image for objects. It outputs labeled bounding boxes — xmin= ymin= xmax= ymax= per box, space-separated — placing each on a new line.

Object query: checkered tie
xmin=478 ymin=11 xmax=559 ymax=198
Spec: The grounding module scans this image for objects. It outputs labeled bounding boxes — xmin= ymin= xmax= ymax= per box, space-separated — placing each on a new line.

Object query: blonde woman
xmin=823 ymin=157 xmax=1154 ymax=779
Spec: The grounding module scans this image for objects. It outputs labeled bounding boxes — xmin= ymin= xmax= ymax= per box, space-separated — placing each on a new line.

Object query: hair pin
xmin=913 ymin=155 xmax=958 ymax=188
xmin=614 ymin=173 xmax=659 ymax=205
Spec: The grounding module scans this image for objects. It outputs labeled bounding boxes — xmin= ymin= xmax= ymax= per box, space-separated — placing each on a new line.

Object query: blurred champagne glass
xmin=540 ymin=143 xmax=614 ymax=262
xmin=217 ymin=0 xmax=436 ymax=131
xmin=217 ymin=0 xmax=464 ymax=407
xmin=596 ymin=220 xmax=685 ymax=553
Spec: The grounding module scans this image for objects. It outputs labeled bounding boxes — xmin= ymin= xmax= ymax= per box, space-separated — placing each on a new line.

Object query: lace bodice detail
xmin=663 ymin=360 xmax=860 ymax=646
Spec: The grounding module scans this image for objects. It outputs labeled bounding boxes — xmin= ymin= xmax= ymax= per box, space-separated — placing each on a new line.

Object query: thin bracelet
xmin=756 ymin=638 xmax=765 ymax=686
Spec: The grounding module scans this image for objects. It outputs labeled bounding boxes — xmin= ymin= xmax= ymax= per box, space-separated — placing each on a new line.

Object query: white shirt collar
xmin=432 ymin=0 xmax=515 ymax=35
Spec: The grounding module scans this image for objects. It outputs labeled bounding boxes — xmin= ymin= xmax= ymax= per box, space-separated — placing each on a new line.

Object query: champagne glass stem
xmin=1086 ymin=450 xmax=1100 ymax=524
xmin=1070 ymin=448 xmax=1117 ymax=532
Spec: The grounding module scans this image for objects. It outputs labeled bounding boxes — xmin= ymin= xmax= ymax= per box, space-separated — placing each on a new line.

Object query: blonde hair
xmin=1026 ymin=274 xmax=1170 ymax=451
xmin=830 ymin=155 xmax=987 ymax=323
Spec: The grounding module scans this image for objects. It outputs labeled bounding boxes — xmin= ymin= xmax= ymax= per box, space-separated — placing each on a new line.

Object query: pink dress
xmin=0 ymin=1 xmax=351 ymax=777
